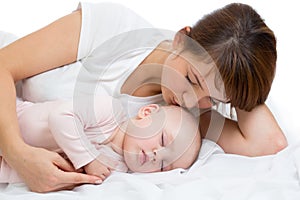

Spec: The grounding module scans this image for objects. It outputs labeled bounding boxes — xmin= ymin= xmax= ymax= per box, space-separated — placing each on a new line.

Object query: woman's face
xmin=161 ymin=51 xmax=228 ymax=109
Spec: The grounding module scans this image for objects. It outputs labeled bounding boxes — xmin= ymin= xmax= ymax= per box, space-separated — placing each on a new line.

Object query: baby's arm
xmin=48 ymin=96 xmax=127 ymax=178
xmin=48 ymin=100 xmax=99 ymax=170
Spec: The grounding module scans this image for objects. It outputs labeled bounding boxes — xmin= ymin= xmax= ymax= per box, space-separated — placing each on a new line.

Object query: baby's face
xmin=122 ymin=106 xmax=200 ymax=173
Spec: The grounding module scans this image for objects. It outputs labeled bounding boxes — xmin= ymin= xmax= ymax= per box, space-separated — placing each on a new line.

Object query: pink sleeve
xmin=48 ymin=96 xmax=125 ymax=169
xmin=48 ymin=100 xmax=96 ymax=169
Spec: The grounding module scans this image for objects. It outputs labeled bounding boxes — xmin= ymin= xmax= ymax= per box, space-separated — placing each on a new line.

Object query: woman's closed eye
xmin=186 ymin=75 xmax=197 ymax=85
xmin=187 ymin=67 xmax=205 ymax=90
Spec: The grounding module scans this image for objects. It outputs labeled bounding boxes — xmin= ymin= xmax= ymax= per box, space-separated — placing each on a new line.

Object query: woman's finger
xmin=53 ymin=153 xmax=76 ymax=172
xmin=60 ymin=171 xmax=103 ymax=185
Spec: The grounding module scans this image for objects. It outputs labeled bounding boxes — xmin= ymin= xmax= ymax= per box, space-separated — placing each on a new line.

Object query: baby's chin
xmin=123 ymin=152 xmax=160 ymax=173
xmin=123 ymin=156 xmax=138 ymax=172
xmin=124 ymin=160 xmax=158 ymax=173
xmin=124 ymin=161 xmax=145 ymax=173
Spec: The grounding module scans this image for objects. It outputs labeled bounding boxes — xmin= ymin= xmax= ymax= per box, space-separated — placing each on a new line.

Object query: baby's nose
xmin=148 ymin=149 xmax=158 ymax=162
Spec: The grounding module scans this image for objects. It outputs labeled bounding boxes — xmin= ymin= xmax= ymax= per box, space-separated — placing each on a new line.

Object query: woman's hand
xmin=6 ymin=144 xmax=103 ymax=193
xmin=200 ymin=104 xmax=287 ymax=156
xmin=0 ymin=9 xmax=92 ymax=193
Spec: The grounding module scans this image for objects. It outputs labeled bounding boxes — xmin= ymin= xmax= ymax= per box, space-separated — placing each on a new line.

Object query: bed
xmin=1 ymin=123 xmax=300 ymax=200
xmin=1 ymin=0 xmax=300 ymax=199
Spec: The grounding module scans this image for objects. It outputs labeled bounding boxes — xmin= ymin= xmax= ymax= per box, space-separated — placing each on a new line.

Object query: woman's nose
xmin=183 ymin=92 xmax=213 ymax=109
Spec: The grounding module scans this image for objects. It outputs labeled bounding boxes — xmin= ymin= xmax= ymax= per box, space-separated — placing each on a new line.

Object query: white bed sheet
xmin=1 ymin=0 xmax=300 ymax=199
xmin=0 ymin=64 xmax=300 ymax=200
xmin=1 ymin=136 xmax=300 ymax=200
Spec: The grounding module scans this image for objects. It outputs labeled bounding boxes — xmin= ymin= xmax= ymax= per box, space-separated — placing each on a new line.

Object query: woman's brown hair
xmin=185 ymin=3 xmax=277 ymax=111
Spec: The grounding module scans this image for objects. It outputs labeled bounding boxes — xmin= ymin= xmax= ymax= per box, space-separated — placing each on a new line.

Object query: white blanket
xmin=1 ymin=0 xmax=300 ymax=199
xmin=1 ymin=137 xmax=300 ymax=200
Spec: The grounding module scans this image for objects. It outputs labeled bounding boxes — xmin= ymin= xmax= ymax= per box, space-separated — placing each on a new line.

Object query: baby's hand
xmin=84 ymin=159 xmax=112 ymax=181
xmin=84 ymin=144 xmax=128 ymax=179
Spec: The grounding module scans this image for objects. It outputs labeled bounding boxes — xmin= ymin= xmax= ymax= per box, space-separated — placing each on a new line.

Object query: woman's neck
xmin=121 ymin=40 xmax=173 ymax=97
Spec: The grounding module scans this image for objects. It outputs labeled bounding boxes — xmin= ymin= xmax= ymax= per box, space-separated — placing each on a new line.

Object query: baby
xmin=0 ymin=96 xmax=201 ymax=183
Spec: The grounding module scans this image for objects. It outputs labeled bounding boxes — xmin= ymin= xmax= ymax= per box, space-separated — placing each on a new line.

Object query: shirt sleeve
xmin=48 ymin=96 xmax=125 ymax=169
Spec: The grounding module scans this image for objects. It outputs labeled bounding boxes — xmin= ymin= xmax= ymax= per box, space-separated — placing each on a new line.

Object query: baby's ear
xmin=138 ymin=104 xmax=160 ymax=118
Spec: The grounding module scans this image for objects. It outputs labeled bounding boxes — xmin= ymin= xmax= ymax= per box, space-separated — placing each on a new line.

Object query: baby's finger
xmin=104 ymin=168 xmax=111 ymax=177
xmin=53 ymin=154 xmax=75 ymax=172
xmin=76 ymin=168 xmax=84 ymax=173
xmin=99 ymin=174 xmax=106 ymax=180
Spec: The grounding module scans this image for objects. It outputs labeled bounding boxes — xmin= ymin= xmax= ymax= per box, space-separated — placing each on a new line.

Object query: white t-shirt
xmin=18 ymin=2 xmax=235 ymax=119
xmin=21 ymin=2 xmax=174 ymax=117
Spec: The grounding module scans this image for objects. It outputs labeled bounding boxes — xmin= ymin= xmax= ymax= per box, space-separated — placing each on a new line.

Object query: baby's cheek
xmin=123 ymin=150 xmax=139 ymax=172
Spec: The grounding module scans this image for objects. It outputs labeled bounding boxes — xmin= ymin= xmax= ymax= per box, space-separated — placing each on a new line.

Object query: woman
xmin=0 ymin=2 xmax=287 ymax=192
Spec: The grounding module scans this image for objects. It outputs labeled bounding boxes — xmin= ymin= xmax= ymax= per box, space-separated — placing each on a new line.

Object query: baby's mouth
xmin=140 ymin=150 xmax=148 ymax=165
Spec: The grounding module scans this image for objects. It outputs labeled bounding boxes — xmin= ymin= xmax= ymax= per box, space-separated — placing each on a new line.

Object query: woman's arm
xmin=234 ymin=104 xmax=287 ymax=155
xmin=0 ymin=10 xmax=102 ymax=192
xmin=0 ymin=10 xmax=81 ymax=81
xmin=200 ymin=104 xmax=287 ymax=156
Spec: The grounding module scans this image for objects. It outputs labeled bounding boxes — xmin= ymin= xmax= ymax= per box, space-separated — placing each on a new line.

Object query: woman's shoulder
xmin=79 ymin=1 xmax=152 ymax=28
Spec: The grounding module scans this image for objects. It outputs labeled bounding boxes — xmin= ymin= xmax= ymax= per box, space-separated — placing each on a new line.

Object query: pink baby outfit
xmin=0 ymin=96 xmax=128 ymax=183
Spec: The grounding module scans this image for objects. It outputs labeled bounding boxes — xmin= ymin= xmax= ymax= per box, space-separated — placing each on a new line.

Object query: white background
xmin=1 ymin=0 xmax=299 ymax=137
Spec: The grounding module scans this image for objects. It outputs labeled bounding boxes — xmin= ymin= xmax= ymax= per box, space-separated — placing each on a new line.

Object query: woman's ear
xmin=173 ymin=26 xmax=192 ymax=49
xmin=138 ymin=104 xmax=160 ymax=118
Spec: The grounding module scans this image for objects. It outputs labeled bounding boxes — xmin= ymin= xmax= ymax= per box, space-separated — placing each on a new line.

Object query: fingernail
xmin=95 ymin=180 xmax=102 ymax=184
